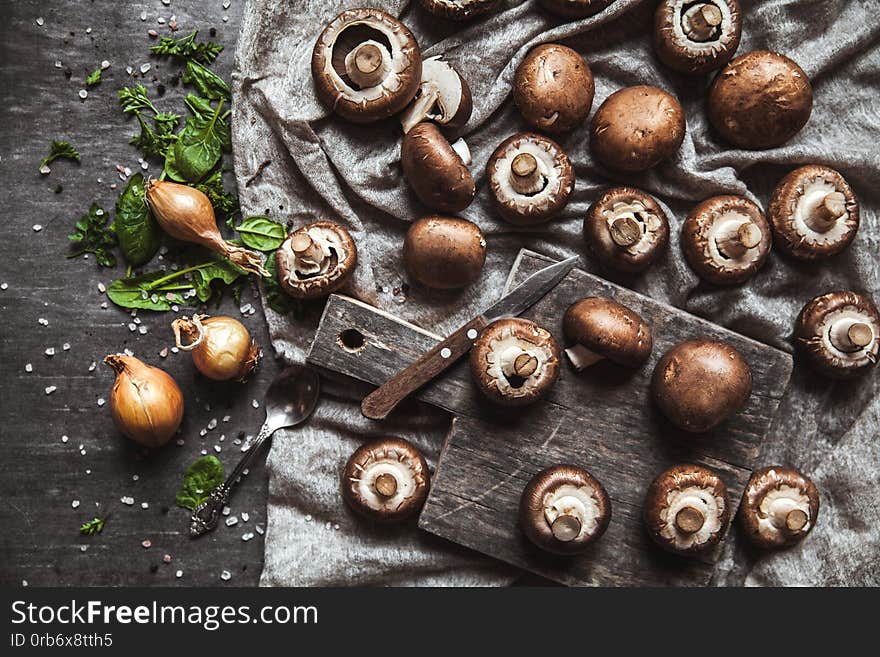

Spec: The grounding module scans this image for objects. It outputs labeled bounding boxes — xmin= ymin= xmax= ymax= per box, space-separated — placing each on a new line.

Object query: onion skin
xmin=172 ymin=315 xmax=261 ymax=382
xmin=104 ymin=354 xmax=184 ymax=448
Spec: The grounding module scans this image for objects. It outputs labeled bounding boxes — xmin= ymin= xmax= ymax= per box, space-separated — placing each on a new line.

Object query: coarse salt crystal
xmin=97 ymin=398 xmax=105 ymax=406
xmin=132 ymin=474 xmax=139 ymax=481
xmin=80 ymin=449 xmax=86 ymax=456
xmin=123 ymin=348 xmax=134 ymax=356
xmin=242 ymin=532 xmax=254 ymax=542
xmin=98 ymin=282 xmax=106 ymax=293
xmin=141 ymin=502 xmax=149 ymax=509
xmin=213 ymin=445 xmax=221 ymax=453
xmin=78 ymin=89 xmax=88 ymax=99
xmin=45 ymin=348 xmax=55 ymax=356
xmin=0 ymin=283 xmax=6 ymax=290
xmin=223 ymin=0 xmax=231 ymax=8
xmin=39 ymin=165 xmax=51 ymax=175
xmin=101 ymin=60 xmax=110 ymax=70
xmin=71 ymin=500 xmax=80 ymax=508
xmin=36 ymin=17 xmax=44 ymax=26
xmin=255 ymin=525 xmax=265 ymax=535
xmin=305 ymin=515 xmax=312 ymax=522
xmin=159 ymin=347 xmax=168 ymax=358
xmin=33 ymin=224 xmax=43 ymax=232
xmin=138 ymin=326 xmax=148 ymax=335
xmin=80 ymin=545 xmax=88 ymax=552
xmin=252 ymin=399 xmax=259 ymax=408
xmin=176 ymin=438 xmax=184 ymax=446
xmin=45 ymin=386 xmax=57 ymax=395
xmin=157 ymin=17 xmax=166 ymax=24
xmin=86 ymin=27 xmax=92 ymax=34
xmin=199 ymin=428 xmax=207 ymax=437
xmin=175 ymin=570 xmax=183 ymax=578
xmin=126 ymin=66 xmax=133 ymax=75
xmin=220 ymin=570 xmax=231 ymax=581
xmin=88 ymin=362 xmax=96 ymax=371
xmin=61 ymin=435 xmax=68 ymax=443
xmin=128 ymin=323 xmax=137 ymax=332
xmin=163 ymin=554 xmax=172 ymax=563
xmin=241 ymin=512 xmax=249 ymax=522
xmin=225 ymin=516 xmax=238 ymax=527
xmin=200 ymin=449 xmax=207 ymax=455
xmin=207 ymin=418 xmax=218 ymax=430
xmin=222 ymin=506 xmax=231 ymax=516
xmin=142 ymin=540 xmax=151 ymax=549
xmin=54 ymin=61 xmax=62 ymax=68
xmin=140 ymin=63 xmax=151 ymax=74
xmin=101 ymin=302 xmax=108 ymax=309
xmin=62 ymin=343 xmax=70 ymax=351
xmin=25 ymin=364 xmax=33 ymax=373
xmin=121 ymin=496 xmax=135 ymax=505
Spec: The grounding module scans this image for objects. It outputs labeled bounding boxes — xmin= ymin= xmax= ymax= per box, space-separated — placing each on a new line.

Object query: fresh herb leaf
xmin=175 ymin=455 xmax=224 ymax=511
xmin=195 ymin=168 xmax=239 ymax=225
xmin=118 ymin=84 xmax=157 ymax=115
xmin=263 ymin=252 xmax=303 ymax=317
xmin=68 ymin=203 xmax=117 ymax=267
xmin=114 ymin=173 xmax=161 ymax=266
xmin=80 ymin=516 xmax=106 ymax=536
xmin=182 ymin=59 xmax=231 ymax=101
xmin=129 ymin=113 xmax=179 ymax=158
xmin=190 ymin=256 xmax=245 ymax=302
xmin=167 ymin=100 xmax=226 ymax=182
xmin=85 ymin=68 xmax=102 ymax=86
xmin=236 ymin=217 xmax=286 ymax=252
xmin=149 ymin=30 xmax=223 ymax=64
xmin=39 ymin=140 xmax=80 ymax=171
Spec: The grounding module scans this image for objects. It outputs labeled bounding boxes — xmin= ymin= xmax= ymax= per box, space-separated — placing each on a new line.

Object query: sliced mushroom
xmin=795 ymin=291 xmax=880 ymax=379
xmin=403 ymin=215 xmax=487 ymax=289
xmin=768 ymin=165 xmax=860 ymax=261
xmin=418 ymin=0 xmax=501 ymax=20
xmin=681 ymin=195 xmax=772 ymax=285
xmin=652 ymin=338 xmax=752 ymax=433
xmin=563 ymin=297 xmax=653 ymax=370
xmin=644 ymin=464 xmax=730 ymax=554
xmin=590 ymin=85 xmax=686 ymax=171
xmin=311 ymin=8 xmax=422 ymax=123
xmin=401 ymin=122 xmax=475 ymax=213
xmin=584 ymin=187 xmax=670 ymax=273
xmin=520 ymin=465 xmax=612 ymax=555
xmin=341 ymin=437 xmax=430 ymax=523
xmin=486 ymin=133 xmax=575 ymax=225
xmin=470 ymin=318 xmax=560 ymax=406
xmin=708 ymin=50 xmax=812 ymax=149
xmin=513 ymin=44 xmax=595 ymax=134
xmin=538 ymin=0 xmax=616 ymax=18
xmin=740 ymin=466 xmax=819 ymax=550
xmin=653 ymin=0 xmax=742 ymax=75
xmin=275 ymin=221 xmax=357 ymax=300
xmin=400 ymin=56 xmax=473 ymax=134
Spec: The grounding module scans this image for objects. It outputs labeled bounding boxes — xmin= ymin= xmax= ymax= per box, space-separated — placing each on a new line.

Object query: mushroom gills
xmin=682 ymin=3 xmax=723 ymax=42
xmin=827 ymin=312 xmax=875 ymax=354
xmin=661 ymin=485 xmax=725 ymax=550
xmin=757 ymin=486 xmax=812 ymax=537
xmin=400 ymin=56 xmax=468 ymax=134
xmin=352 ymin=458 xmax=419 ymax=512
xmin=797 ymin=181 xmax=848 ymax=236
xmin=710 ymin=211 xmax=763 ymax=261
xmin=287 ymin=228 xmax=342 ymax=280
xmin=486 ymin=333 xmax=552 ymax=395
xmin=498 ymin=343 xmax=541 ymax=387
xmin=543 ymin=484 xmax=602 ymax=542
xmin=330 ymin=23 xmax=396 ymax=91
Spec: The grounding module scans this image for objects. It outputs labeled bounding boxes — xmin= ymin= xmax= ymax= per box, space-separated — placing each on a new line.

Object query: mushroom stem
xmin=829 ymin=318 xmax=874 ymax=352
xmin=499 ymin=345 xmax=540 ymax=381
xmin=609 ymin=214 xmax=643 ymax=247
xmin=374 ymin=472 xmax=398 ymax=498
xmin=509 ymin=152 xmax=545 ymax=195
xmin=450 ymin=137 xmax=472 ymax=166
xmin=674 ymin=506 xmax=705 ymax=534
xmin=805 ymin=191 xmax=847 ymax=232
xmin=344 ymin=40 xmax=391 ymax=88
xmin=716 ymin=220 xmax=762 ymax=259
xmin=290 ymin=232 xmax=326 ymax=268
xmin=683 ymin=3 xmax=723 ymax=42
xmin=550 ymin=514 xmax=582 ymax=542
xmin=564 ymin=344 xmax=605 ymax=370
xmin=784 ymin=508 xmax=809 ymax=533
xmin=399 ymin=81 xmax=440 ymax=134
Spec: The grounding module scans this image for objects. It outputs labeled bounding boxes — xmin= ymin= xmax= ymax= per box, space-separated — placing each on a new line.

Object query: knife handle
xmin=361 ymin=315 xmax=488 ymax=420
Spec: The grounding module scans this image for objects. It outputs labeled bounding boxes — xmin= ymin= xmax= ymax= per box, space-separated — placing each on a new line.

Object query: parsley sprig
xmin=79 ymin=516 xmax=107 ymax=536
xmin=39 ymin=140 xmax=80 ymax=171
xmin=149 ymin=30 xmax=223 ymax=64
xmin=68 ymin=203 xmax=118 ymax=267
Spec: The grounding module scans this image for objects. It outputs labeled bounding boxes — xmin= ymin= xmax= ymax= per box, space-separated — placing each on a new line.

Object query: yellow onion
xmin=145 ymin=180 xmax=269 ymax=276
xmin=172 ymin=314 xmax=261 ymax=382
xmin=104 ymin=354 xmax=184 ymax=447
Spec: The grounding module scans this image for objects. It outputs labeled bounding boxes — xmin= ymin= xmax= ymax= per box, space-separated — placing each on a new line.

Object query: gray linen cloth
xmin=230 ymin=0 xmax=880 ymax=586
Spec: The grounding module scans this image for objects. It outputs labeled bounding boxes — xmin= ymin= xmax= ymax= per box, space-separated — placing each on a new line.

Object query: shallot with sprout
xmin=145 ymin=180 xmax=269 ymax=277
xmin=172 ymin=314 xmax=261 ymax=382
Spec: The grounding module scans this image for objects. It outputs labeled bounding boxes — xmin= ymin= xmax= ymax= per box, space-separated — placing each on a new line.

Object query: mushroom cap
xmin=590 ymin=85 xmax=686 ymax=171
xmin=401 ymin=123 xmax=476 ymax=213
xmin=341 ymin=437 xmax=431 ymax=523
xmin=740 ymin=466 xmax=820 ymax=550
xmin=707 ymin=50 xmax=812 ymax=149
xmin=311 ymin=8 xmax=422 ymax=123
xmin=653 ymin=0 xmax=742 ymax=75
xmin=403 ymin=215 xmax=487 ymax=289
xmin=768 ymin=165 xmax=860 ymax=261
xmin=563 ymin=297 xmax=653 ymax=368
xmin=470 ymin=318 xmax=561 ymax=406
xmin=418 ymin=0 xmax=501 ymax=20
xmin=651 ymin=338 xmax=752 ymax=433
xmin=538 ymin=0 xmax=617 ymax=18
xmin=795 ymin=291 xmax=880 ymax=379
xmin=486 ymin=132 xmax=575 ymax=225
xmin=644 ymin=463 xmax=730 ymax=554
xmin=519 ymin=465 xmax=612 ymax=555
xmin=584 ymin=187 xmax=671 ymax=273
xmin=513 ymin=44 xmax=595 ymax=134
xmin=681 ymin=195 xmax=772 ymax=285
xmin=275 ymin=221 xmax=357 ymax=300
xmin=400 ymin=55 xmax=473 ymax=134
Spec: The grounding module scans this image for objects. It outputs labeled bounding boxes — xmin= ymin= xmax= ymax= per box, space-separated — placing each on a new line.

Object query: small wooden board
xmin=307 ymin=250 xmax=793 ymax=586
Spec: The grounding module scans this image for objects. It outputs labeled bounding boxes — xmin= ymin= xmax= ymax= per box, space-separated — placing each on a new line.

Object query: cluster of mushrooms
xmin=292 ymin=3 xmax=877 ymax=559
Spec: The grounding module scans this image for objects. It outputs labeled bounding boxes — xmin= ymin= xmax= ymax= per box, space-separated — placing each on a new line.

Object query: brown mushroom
xmin=403 ymin=215 xmax=487 ymax=289
xmin=486 ymin=133 xmax=575 ymax=225
xmin=341 ymin=437 xmax=430 ymax=523
xmin=311 ymin=8 xmax=422 ymax=123
xmin=470 ymin=318 xmax=560 ymax=406
xmin=401 ymin=122 xmax=475 ymax=213
xmin=590 ymin=86 xmax=686 ymax=171
xmin=400 ymin=56 xmax=473 ymax=134
xmin=275 ymin=221 xmax=357 ymax=300
xmin=644 ymin=464 xmax=730 ymax=554
xmin=418 ymin=0 xmax=501 ymax=21
xmin=707 ymin=50 xmax=812 ymax=149
xmin=652 ymin=338 xmax=752 ymax=433
xmin=538 ymin=0 xmax=616 ymax=18
xmin=681 ymin=195 xmax=772 ymax=285
xmin=519 ymin=465 xmax=611 ymax=555
xmin=563 ymin=297 xmax=653 ymax=370
xmin=584 ymin=187 xmax=671 ymax=273
xmin=740 ymin=466 xmax=820 ymax=550
xmin=513 ymin=44 xmax=595 ymax=134
xmin=653 ymin=0 xmax=742 ymax=75
xmin=768 ymin=165 xmax=860 ymax=261
xmin=795 ymin=291 xmax=880 ymax=379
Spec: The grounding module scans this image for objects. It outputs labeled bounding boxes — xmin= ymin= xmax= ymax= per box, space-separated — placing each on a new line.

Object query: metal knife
xmin=360 ymin=256 xmax=578 ymax=420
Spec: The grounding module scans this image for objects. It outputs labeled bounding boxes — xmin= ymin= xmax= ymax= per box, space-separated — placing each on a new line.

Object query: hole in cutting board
xmin=337 ymin=328 xmax=366 ymax=353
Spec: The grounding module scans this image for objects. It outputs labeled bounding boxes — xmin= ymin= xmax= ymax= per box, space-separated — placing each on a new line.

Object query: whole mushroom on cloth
xmin=400 ymin=55 xmax=472 ymax=134
xmin=740 ymin=466 xmax=819 ymax=550
xmin=401 ymin=122 xmax=476 ymax=213
xmin=275 ymin=221 xmax=357 ymax=299
xmin=653 ymin=0 xmax=742 ymax=75
xmin=418 ymin=0 xmax=501 ymax=21
xmin=562 ymin=297 xmax=653 ymax=370
xmin=403 ymin=215 xmax=487 ymax=289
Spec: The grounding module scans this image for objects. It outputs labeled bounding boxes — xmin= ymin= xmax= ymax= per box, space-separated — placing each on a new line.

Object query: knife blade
xmin=360 ymin=256 xmax=578 ymax=420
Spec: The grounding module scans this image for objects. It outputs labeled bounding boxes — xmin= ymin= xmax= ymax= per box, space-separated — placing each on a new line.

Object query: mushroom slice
xmin=708 ymin=50 xmax=812 ymax=150
xmin=538 ymin=0 xmax=616 ymax=18
xmin=795 ymin=291 xmax=880 ymax=379
xmin=768 ymin=165 xmax=860 ymax=261
xmin=740 ymin=466 xmax=819 ymax=550
xmin=404 ymin=215 xmax=487 ymax=289
xmin=486 ymin=132 xmax=575 ymax=225
xmin=400 ymin=56 xmax=473 ymax=134
xmin=644 ymin=464 xmax=730 ymax=554
xmin=275 ymin=221 xmax=357 ymax=300
xmin=401 ymin=122 xmax=476 ymax=213
xmin=520 ymin=465 xmax=611 ymax=555
xmin=418 ymin=0 xmax=501 ymax=20
xmin=681 ymin=195 xmax=771 ymax=285
xmin=653 ymin=0 xmax=742 ymax=75
xmin=341 ymin=437 xmax=430 ymax=523
xmin=652 ymin=338 xmax=752 ymax=433
xmin=469 ymin=318 xmax=560 ymax=406
xmin=311 ymin=8 xmax=422 ymax=123
xmin=563 ymin=297 xmax=653 ymax=370
xmin=584 ymin=187 xmax=670 ymax=273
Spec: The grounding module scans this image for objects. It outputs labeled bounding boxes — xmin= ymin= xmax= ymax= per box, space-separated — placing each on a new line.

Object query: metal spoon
xmin=190 ymin=365 xmax=321 ymax=537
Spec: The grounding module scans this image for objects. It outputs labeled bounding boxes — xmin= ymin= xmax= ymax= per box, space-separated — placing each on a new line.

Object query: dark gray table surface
xmin=0 ymin=1 xmax=286 ymax=587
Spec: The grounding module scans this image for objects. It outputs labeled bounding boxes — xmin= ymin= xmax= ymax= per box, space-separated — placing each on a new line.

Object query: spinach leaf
xmin=106 ymin=270 xmax=186 ymax=311
xmin=167 ymin=100 xmax=225 ymax=182
xmin=236 ymin=216 xmax=286 ymax=251
xmin=68 ymin=203 xmax=117 ymax=267
xmin=183 ymin=59 xmax=231 ymax=101
xmin=114 ymin=174 xmax=161 ymax=266
xmin=263 ymin=252 xmax=303 ymax=317
xmin=175 ymin=456 xmax=224 ymax=511
xmin=190 ymin=257 xmax=245 ymax=302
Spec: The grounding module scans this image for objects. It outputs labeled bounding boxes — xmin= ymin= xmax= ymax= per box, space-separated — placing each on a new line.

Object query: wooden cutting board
xmin=306 ymin=249 xmax=793 ymax=586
